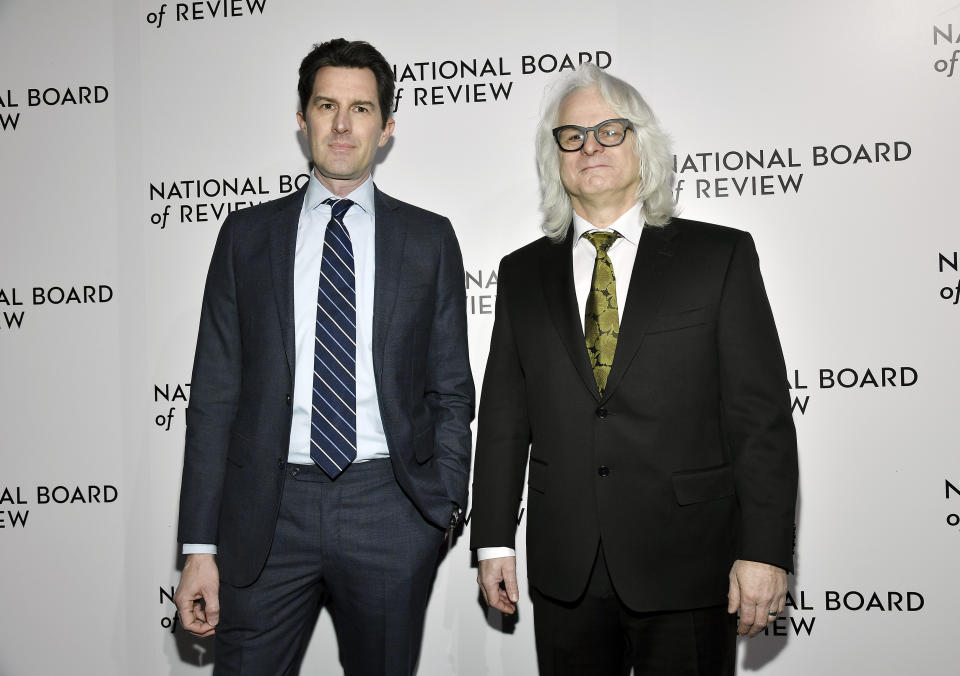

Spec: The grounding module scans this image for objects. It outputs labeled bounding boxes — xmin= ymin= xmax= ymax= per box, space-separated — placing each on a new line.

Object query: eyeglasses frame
xmin=551 ymin=118 xmax=634 ymax=152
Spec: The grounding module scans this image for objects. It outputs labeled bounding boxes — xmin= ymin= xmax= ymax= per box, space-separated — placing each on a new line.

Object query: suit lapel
xmin=540 ymin=231 xmax=601 ymax=402
xmin=601 ymin=222 xmax=679 ymax=400
xmin=372 ymin=187 xmax=405 ymax=383
xmin=269 ymin=187 xmax=307 ymax=381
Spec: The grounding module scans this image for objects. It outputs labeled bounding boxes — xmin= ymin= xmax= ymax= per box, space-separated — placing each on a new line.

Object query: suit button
xmin=596 ymin=408 xmax=608 ymax=419
xmin=598 ymin=466 xmax=610 ymax=477
xmin=277 ymin=458 xmax=285 ymax=469
xmin=285 ymin=394 xmax=292 ymax=405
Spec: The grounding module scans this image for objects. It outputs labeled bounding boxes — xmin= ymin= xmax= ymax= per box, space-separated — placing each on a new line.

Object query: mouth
xmin=580 ymin=164 xmax=609 ymax=173
xmin=328 ymin=142 xmax=355 ymax=152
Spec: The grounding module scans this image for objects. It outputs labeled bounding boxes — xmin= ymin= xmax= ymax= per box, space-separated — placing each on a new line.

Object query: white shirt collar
xmin=571 ymin=202 xmax=644 ymax=246
xmin=303 ymin=171 xmax=376 ymax=216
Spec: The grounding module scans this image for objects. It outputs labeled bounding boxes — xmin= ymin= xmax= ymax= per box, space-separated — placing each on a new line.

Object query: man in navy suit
xmin=173 ymin=38 xmax=474 ymax=676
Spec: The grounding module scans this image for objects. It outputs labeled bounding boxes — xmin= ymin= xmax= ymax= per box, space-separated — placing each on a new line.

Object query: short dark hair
xmin=298 ymin=38 xmax=395 ymax=127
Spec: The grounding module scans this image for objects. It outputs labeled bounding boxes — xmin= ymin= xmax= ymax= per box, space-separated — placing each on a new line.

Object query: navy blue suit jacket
xmin=177 ymin=185 xmax=475 ymax=587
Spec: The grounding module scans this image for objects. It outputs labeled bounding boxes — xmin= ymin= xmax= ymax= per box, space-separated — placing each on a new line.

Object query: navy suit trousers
xmin=214 ymin=459 xmax=445 ymax=676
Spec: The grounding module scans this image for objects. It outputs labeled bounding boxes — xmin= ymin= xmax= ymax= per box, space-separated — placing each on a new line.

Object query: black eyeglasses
xmin=552 ymin=118 xmax=633 ymax=152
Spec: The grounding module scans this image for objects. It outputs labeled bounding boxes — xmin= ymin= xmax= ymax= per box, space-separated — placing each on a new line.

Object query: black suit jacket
xmin=470 ymin=218 xmax=797 ymax=612
xmin=177 ymin=185 xmax=475 ymax=587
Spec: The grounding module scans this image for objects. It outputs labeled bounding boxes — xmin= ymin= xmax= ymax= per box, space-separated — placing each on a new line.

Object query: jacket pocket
xmin=414 ymin=426 xmax=435 ymax=464
xmin=645 ymin=306 xmax=712 ymax=335
xmin=672 ymin=464 xmax=735 ymax=505
xmin=398 ymin=283 xmax=433 ymax=302
xmin=226 ymin=432 xmax=256 ymax=468
xmin=528 ymin=457 xmax=547 ymax=494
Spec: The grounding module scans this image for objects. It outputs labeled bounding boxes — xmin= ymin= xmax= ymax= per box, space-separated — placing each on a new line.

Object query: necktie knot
xmin=583 ymin=230 xmax=620 ymax=254
xmin=323 ymin=197 xmax=355 ymax=223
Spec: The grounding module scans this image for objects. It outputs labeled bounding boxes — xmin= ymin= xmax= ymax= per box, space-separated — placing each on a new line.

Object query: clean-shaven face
xmin=297 ymin=66 xmax=394 ymax=189
xmin=556 ymin=85 xmax=641 ymax=214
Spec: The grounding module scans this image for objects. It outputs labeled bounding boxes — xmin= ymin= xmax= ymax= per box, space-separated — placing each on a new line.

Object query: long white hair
xmin=536 ymin=64 xmax=676 ymax=242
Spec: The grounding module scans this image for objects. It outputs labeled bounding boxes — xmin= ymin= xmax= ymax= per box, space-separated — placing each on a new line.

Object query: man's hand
xmin=174 ymin=553 xmax=221 ymax=637
xmin=727 ymin=559 xmax=787 ymax=637
xmin=478 ymin=556 xmax=520 ymax=614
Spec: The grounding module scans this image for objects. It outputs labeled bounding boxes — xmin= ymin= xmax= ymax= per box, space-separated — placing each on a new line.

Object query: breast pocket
xmin=645 ymin=306 xmax=712 ymax=335
xmin=398 ymin=283 xmax=433 ymax=303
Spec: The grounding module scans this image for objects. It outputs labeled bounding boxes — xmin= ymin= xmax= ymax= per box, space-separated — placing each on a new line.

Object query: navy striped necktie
xmin=310 ymin=197 xmax=357 ymax=478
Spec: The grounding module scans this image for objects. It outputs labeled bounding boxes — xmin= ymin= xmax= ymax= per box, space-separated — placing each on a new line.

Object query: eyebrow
xmin=311 ymin=94 xmax=377 ymax=110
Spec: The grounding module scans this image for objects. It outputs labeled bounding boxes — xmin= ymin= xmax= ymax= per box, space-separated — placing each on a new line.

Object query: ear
xmin=377 ymin=117 xmax=396 ymax=147
xmin=296 ymin=110 xmax=307 ymax=134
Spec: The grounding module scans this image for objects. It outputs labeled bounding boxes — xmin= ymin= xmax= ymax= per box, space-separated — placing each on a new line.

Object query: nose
xmin=333 ymin=108 xmax=350 ymax=134
xmin=581 ymin=131 xmax=603 ymax=155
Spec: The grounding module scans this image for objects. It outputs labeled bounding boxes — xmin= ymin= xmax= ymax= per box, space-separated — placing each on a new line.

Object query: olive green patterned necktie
xmin=583 ymin=230 xmax=621 ymax=395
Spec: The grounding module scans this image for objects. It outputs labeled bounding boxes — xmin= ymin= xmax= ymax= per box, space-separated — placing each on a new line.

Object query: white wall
xmin=2 ymin=0 xmax=959 ymax=673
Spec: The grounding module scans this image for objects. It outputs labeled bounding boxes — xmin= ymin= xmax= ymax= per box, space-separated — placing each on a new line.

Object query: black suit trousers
xmin=531 ymin=545 xmax=736 ymax=676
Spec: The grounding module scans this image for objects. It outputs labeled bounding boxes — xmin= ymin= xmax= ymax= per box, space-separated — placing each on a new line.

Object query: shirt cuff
xmin=477 ymin=546 xmax=515 ymax=560
xmin=182 ymin=544 xmax=217 ymax=555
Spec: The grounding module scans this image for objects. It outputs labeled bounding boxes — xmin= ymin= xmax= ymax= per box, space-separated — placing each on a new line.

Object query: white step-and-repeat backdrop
xmin=2 ymin=0 xmax=959 ymax=673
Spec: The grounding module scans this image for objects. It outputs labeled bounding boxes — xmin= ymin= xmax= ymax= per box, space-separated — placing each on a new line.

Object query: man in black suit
xmin=471 ymin=64 xmax=798 ymax=675
xmin=173 ymin=38 xmax=474 ymax=676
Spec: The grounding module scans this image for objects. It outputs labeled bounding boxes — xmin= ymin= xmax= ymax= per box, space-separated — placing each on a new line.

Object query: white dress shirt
xmin=476 ymin=202 xmax=645 ymax=562
xmin=183 ymin=174 xmax=389 ymax=555
xmin=289 ymin=174 xmax=388 ymax=465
